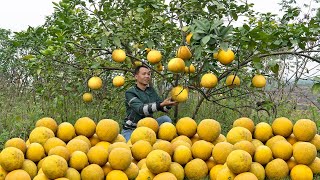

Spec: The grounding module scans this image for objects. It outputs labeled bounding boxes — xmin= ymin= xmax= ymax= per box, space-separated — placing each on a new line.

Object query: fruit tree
xmin=0 ymin=0 xmax=320 ymax=121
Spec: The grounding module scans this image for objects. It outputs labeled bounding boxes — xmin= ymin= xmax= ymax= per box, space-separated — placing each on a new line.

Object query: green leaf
xmin=151 ymin=4 xmax=159 ymax=8
xmin=243 ymin=24 xmax=250 ymax=31
xmin=231 ymin=11 xmax=238 ymax=21
xmin=290 ymin=39 xmax=299 ymax=45
xmin=270 ymin=64 xmax=279 ymax=75
xmin=311 ymin=83 xmax=320 ymax=94
xmin=113 ymin=37 xmax=121 ymax=47
xmin=22 ymin=54 xmax=35 ymax=60
xmin=182 ymin=26 xmax=189 ymax=32
xmin=101 ymin=36 xmax=108 ymax=48
xmin=220 ymin=26 xmax=233 ymax=38
xmin=201 ymin=35 xmax=211 ymax=45
xmin=40 ymin=49 xmax=53 ymax=56
xmin=137 ymin=8 xmax=144 ymax=12
xmin=156 ymin=16 xmax=164 ymax=21
xmin=298 ymin=42 xmax=306 ymax=50
xmin=91 ymin=62 xmax=101 ymax=69
xmin=212 ymin=1 xmax=224 ymax=9
xmin=241 ymin=36 xmax=250 ymax=41
xmin=105 ymin=31 xmax=112 ymax=37
xmin=185 ymin=61 xmax=192 ymax=67
xmin=273 ymin=40 xmax=282 ymax=45
xmin=37 ymin=69 xmax=41 ymax=75
xmin=252 ymin=57 xmax=263 ymax=69
xmin=146 ymin=41 xmax=154 ymax=48
xmin=192 ymin=33 xmax=202 ymax=41
xmin=220 ymin=42 xmax=228 ymax=51
xmin=65 ymin=86 xmax=73 ymax=91
xmin=194 ymin=19 xmax=207 ymax=31
xmin=210 ymin=19 xmax=223 ymax=30
xmin=35 ymin=27 xmax=45 ymax=34
xmin=194 ymin=46 xmax=203 ymax=60
xmin=52 ymin=2 xmax=60 ymax=7
xmin=267 ymin=59 xmax=277 ymax=67
xmin=12 ymin=41 xmax=21 ymax=47
xmin=194 ymin=29 xmax=206 ymax=34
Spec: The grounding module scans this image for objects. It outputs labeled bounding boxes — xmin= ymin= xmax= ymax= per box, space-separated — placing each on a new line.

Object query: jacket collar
xmin=135 ymin=83 xmax=150 ymax=91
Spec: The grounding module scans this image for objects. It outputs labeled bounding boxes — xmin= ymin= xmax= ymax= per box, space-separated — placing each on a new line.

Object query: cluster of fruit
xmin=82 ymin=40 xmax=267 ymax=104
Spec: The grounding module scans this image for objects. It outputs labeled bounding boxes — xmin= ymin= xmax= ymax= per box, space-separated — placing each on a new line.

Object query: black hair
xmin=134 ymin=65 xmax=150 ymax=75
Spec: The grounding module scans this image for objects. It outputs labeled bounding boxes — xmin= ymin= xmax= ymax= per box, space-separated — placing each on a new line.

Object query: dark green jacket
xmin=123 ymin=85 xmax=171 ymax=130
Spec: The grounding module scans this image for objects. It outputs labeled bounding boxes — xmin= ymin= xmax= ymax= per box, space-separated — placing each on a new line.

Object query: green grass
xmin=0 ymin=85 xmax=127 ymax=148
xmin=1 ymin=85 xmax=320 ymax=140
xmin=1 ymin=85 xmax=319 ymax=141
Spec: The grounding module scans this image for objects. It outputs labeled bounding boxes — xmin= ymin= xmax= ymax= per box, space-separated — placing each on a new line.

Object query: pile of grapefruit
xmin=0 ymin=116 xmax=319 ymax=180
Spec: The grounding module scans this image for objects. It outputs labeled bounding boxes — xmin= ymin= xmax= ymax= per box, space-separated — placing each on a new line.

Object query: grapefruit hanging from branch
xmin=167 ymin=58 xmax=185 ymax=73
xmin=88 ymin=77 xmax=103 ymax=90
xmin=112 ymin=49 xmax=126 ymax=63
xmin=147 ymin=50 xmax=162 ymax=64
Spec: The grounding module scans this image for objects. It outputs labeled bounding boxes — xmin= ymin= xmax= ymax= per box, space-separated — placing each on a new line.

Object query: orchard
xmin=0 ymin=0 xmax=320 ymax=179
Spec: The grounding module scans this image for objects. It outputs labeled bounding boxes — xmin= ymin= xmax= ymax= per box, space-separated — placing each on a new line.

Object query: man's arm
xmin=154 ymin=90 xmax=177 ymax=112
xmin=126 ymin=91 xmax=163 ymax=116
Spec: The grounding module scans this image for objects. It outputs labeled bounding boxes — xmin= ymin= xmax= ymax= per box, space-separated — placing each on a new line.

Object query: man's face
xmin=135 ymin=67 xmax=151 ymax=85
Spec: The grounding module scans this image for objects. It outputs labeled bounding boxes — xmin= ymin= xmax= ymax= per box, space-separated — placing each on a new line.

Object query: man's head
xmin=134 ymin=65 xmax=151 ymax=86
xmin=134 ymin=65 xmax=149 ymax=75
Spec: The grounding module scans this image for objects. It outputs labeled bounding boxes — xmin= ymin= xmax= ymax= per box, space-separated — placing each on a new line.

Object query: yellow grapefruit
xmin=112 ymin=49 xmax=126 ymax=62
xmin=87 ymin=76 xmax=103 ymax=90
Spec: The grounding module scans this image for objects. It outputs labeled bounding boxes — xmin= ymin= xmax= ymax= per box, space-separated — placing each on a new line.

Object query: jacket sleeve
xmin=154 ymin=89 xmax=172 ymax=113
xmin=126 ymin=91 xmax=163 ymax=116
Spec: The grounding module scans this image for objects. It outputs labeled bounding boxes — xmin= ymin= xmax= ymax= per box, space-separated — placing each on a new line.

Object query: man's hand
xmin=160 ymin=97 xmax=178 ymax=107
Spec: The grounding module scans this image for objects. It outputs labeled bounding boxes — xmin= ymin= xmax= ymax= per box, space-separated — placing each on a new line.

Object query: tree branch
xmin=259 ymin=51 xmax=320 ymax=64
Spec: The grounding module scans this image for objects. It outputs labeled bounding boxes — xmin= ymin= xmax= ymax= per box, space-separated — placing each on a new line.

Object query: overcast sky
xmin=0 ymin=0 xmax=287 ymax=32
xmin=0 ymin=0 xmax=316 ymax=32
xmin=0 ymin=0 xmax=59 ymax=32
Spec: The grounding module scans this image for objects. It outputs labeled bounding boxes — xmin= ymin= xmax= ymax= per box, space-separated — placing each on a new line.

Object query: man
xmin=121 ymin=65 xmax=177 ymax=141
